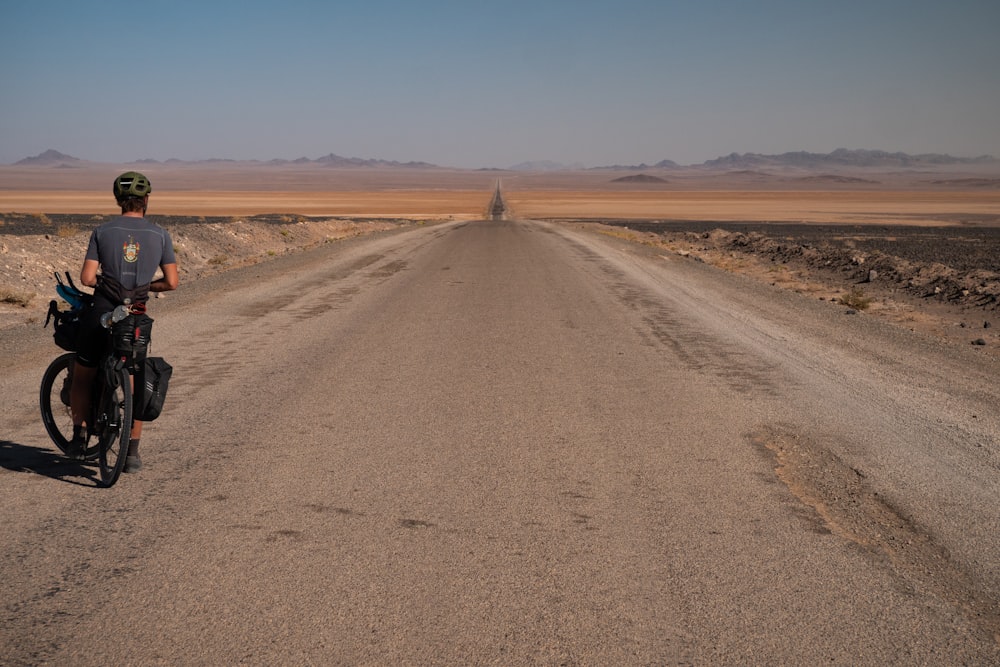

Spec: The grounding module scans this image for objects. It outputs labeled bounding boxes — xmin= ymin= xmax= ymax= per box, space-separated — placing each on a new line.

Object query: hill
xmin=14 ymin=150 xmax=84 ymax=167
xmin=610 ymin=173 xmax=668 ymax=183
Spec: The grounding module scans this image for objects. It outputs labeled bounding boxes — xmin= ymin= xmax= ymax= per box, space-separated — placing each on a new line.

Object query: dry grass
xmin=0 ymin=288 xmax=33 ymax=307
xmin=839 ymin=286 xmax=873 ymax=310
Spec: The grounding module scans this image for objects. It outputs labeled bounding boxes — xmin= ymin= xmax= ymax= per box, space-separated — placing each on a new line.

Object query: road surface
xmin=2 ymin=218 xmax=999 ymax=664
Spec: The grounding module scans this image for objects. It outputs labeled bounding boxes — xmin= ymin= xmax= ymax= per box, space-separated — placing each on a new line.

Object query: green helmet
xmin=113 ymin=171 xmax=152 ymax=201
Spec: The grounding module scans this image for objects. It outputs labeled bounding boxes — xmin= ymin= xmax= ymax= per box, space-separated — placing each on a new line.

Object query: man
xmin=67 ymin=171 xmax=179 ymax=472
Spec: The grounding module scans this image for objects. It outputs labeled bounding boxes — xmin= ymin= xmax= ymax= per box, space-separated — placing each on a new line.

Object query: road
xmin=2 ymin=218 xmax=999 ymax=664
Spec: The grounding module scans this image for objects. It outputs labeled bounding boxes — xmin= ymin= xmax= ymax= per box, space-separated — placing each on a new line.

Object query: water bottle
xmin=100 ymin=305 xmax=130 ymax=328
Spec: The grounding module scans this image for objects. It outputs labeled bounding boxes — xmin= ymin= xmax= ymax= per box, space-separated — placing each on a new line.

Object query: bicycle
xmin=40 ymin=273 xmax=148 ymax=487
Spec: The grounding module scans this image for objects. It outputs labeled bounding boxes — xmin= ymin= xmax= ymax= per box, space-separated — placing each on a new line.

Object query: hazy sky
xmin=2 ymin=0 xmax=998 ymax=168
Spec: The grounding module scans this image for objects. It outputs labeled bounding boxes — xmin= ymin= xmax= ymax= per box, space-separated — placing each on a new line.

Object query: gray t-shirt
xmin=85 ymin=215 xmax=176 ymax=290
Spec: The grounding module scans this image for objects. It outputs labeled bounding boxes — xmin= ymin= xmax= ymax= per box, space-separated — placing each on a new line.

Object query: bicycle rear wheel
xmin=39 ymin=352 xmax=100 ymax=461
xmin=97 ymin=362 xmax=133 ymax=487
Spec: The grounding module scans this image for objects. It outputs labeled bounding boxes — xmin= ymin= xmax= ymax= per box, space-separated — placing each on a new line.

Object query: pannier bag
xmin=137 ymin=356 xmax=172 ymax=421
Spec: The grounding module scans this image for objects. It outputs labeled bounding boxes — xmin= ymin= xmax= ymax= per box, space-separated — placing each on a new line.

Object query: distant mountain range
xmin=695 ymin=149 xmax=997 ymax=170
xmin=13 ymin=149 xmax=437 ymax=169
xmin=10 ymin=147 xmax=998 ymax=170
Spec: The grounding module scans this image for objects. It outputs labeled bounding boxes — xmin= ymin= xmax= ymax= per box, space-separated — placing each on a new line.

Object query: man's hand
xmin=151 ymin=263 xmax=179 ymax=292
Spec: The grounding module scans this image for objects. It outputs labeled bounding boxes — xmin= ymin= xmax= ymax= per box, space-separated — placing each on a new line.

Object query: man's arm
xmin=151 ymin=263 xmax=179 ymax=292
xmin=80 ymin=259 xmax=99 ymax=288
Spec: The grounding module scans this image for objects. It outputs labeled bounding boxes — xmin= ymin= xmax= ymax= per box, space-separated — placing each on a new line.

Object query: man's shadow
xmin=0 ymin=440 xmax=101 ymax=486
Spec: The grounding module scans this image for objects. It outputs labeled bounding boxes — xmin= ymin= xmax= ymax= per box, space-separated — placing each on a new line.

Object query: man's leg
xmin=126 ymin=373 xmax=144 ymax=472
xmin=67 ymin=361 xmax=97 ymax=458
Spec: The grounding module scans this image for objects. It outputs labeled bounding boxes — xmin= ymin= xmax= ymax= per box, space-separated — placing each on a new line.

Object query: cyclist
xmin=66 ymin=171 xmax=179 ymax=472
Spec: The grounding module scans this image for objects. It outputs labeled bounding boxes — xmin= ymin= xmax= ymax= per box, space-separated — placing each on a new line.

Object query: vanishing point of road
xmin=2 ymin=218 xmax=999 ymax=664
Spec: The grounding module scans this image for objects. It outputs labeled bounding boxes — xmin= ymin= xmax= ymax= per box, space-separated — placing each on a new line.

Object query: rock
xmin=986 ymin=321 xmax=992 ymax=329
xmin=972 ymin=338 xmax=987 ymax=346
xmin=867 ymin=269 xmax=878 ymax=282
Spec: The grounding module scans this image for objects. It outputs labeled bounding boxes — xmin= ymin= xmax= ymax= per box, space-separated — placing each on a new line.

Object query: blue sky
xmin=2 ymin=0 xmax=998 ymax=168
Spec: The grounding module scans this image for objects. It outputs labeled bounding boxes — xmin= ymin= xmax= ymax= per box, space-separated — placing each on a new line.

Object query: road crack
xmin=751 ymin=425 xmax=1000 ymax=644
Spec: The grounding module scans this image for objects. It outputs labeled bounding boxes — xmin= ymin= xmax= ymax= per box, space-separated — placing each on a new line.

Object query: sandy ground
xmin=505 ymin=189 xmax=1000 ymax=226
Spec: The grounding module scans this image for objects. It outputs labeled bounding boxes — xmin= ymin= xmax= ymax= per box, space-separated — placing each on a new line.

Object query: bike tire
xmin=39 ymin=352 xmax=100 ymax=461
xmin=97 ymin=362 xmax=133 ymax=487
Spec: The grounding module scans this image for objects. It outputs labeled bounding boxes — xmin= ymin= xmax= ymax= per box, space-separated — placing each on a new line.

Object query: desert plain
xmin=2 ymin=161 xmax=999 ymax=348
xmin=2 ymin=162 xmax=1000 ymax=222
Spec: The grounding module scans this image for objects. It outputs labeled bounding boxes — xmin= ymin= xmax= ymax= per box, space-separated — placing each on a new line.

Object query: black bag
xmin=136 ymin=356 xmax=172 ymax=421
xmin=45 ymin=300 xmax=84 ymax=352
xmin=111 ymin=313 xmax=153 ymax=362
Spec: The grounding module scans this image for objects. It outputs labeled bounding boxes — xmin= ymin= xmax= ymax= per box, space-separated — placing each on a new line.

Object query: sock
xmin=128 ymin=438 xmax=140 ymax=456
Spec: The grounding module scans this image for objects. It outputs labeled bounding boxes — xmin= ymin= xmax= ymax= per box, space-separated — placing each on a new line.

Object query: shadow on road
xmin=0 ymin=440 xmax=100 ymax=486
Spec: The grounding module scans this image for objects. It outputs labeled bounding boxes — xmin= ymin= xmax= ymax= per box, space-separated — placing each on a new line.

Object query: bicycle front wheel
xmin=97 ymin=362 xmax=133 ymax=487
xmin=39 ymin=352 xmax=100 ymax=461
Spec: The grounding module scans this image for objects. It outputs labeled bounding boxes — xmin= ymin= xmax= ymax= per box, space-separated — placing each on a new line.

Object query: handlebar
xmin=54 ymin=271 xmax=89 ymax=310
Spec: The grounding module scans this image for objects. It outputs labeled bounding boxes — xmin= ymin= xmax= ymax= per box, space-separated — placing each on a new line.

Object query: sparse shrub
xmin=56 ymin=224 xmax=79 ymax=238
xmin=839 ymin=286 xmax=872 ymax=310
xmin=280 ymin=228 xmax=291 ymax=238
xmin=267 ymin=250 xmax=277 ymax=256
xmin=599 ymin=229 xmax=638 ymax=242
xmin=208 ymin=254 xmax=228 ymax=266
xmin=0 ymin=288 xmax=33 ymax=307
xmin=39 ymin=213 xmax=52 ymax=226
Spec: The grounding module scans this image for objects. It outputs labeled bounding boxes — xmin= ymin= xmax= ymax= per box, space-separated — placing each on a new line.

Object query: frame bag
xmin=137 ymin=356 xmax=172 ymax=421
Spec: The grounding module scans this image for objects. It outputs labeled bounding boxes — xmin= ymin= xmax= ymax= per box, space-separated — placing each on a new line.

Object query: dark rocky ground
xmin=590 ymin=219 xmax=1000 ymax=311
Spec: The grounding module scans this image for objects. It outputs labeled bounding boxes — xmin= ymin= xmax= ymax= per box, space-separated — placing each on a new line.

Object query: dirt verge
xmin=561 ymin=219 xmax=999 ymax=351
xmin=0 ymin=213 xmax=452 ymax=331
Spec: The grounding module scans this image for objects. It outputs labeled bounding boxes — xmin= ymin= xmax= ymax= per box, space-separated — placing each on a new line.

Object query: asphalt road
xmin=2 ymin=219 xmax=999 ymax=665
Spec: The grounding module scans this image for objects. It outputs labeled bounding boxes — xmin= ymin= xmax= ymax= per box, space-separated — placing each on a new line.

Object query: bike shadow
xmin=0 ymin=440 xmax=102 ymax=487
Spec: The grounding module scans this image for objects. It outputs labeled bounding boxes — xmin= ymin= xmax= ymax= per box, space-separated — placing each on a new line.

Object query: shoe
xmin=63 ymin=436 xmax=86 ymax=460
xmin=124 ymin=454 xmax=143 ymax=473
